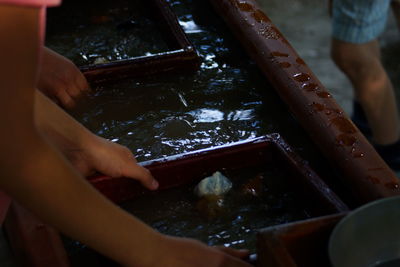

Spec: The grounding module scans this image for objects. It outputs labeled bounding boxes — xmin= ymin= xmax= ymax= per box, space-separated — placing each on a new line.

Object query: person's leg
xmin=392 ymin=0 xmax=400 ymax=30
xmin=331 ymin=38 xmax=400 ymax=145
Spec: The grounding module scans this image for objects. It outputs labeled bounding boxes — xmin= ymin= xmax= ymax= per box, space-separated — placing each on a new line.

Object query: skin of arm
xmin=0 ymin=5 xmax=251 ymax=267
xmin=37 ymin=46 xmax=89 ymax=109
xmin=35 ymin=90 xmax=158 ymax=189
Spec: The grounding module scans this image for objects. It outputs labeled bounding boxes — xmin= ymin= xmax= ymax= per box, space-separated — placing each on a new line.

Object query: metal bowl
xmin=329 ymin=196 xmax=400 ymax=267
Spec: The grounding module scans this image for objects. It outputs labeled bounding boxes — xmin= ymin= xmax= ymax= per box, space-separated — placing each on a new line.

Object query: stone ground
xmin=258 ymin=0 xmax=400 ymax=115
xmin=1 ymin=1 xmax=399 ymax=266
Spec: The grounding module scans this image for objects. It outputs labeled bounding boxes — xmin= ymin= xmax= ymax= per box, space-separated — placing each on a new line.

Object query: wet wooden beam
xmin=209 ymin=0 xmax=400 ymax=204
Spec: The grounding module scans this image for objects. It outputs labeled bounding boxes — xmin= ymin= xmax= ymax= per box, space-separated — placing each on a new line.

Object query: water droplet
xmin=316 ymin=91 xmax=331 ymax=98
xmin=310 ymin=102 xmax=325 ymax=112
xmin=330 ymin=117 xmax=357 ymax=134
xmin=385 ymin=182 xmax=400 ymax=190
xmin=252 ymin=9 xmax=269 ymax=23
xmin=296 ymin=58 xmax=305 ymax=65
xmin=270 ymin=51 xmax=289 ymax=57
xmin=293 ymin=73 xmax=311 ymax=82
xmin=366 ymin=176 xmax=381 ymax=184
xmin=352 ymin=151 xmax=364 ymax=158
xmin=279 ymin=62 xmax=291 ymax=68
xmin=336 ymin=134 xmax=356 ymax=146
xmin=237 ymin=2 xmax=253 ymax=11
xmin=302 ymin=83 xmax=318 ymax=91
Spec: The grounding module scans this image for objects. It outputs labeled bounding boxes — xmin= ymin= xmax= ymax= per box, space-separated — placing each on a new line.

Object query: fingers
xmin=123 ymin=153 xmax=159 ymax=190
xmin=127 ymin=164 xmax=159 ymax=191
xmin=55 ymin=88 xmax=76 ymax=109
xmin=65 ymin=70 xmax=90 ymax=104
xmin=75 ymin=71 xmax=91 ymax=94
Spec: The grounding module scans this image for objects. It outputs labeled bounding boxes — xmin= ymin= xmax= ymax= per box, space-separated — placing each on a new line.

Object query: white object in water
xmin=194 ymin=171 xmax=232 ymax=197
xmin=93 ymin=57 xmax=109 ymax=64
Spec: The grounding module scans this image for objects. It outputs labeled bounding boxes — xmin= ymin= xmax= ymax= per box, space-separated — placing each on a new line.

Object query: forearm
xmin=0 ymin=129 xmax=159 ymax=267
xmin=34 ymin=90 xmax=92 ymax=153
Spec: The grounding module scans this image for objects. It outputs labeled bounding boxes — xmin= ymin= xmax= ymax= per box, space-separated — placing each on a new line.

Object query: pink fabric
xmin=0 ymin=0 xmax=61 ymax=224
xmin=0 ymin=0 xmax=60 ymax=7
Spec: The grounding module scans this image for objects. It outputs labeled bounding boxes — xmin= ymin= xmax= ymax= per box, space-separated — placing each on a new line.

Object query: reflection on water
xmin=122 ymin=167 xmax=311 ymax=252
xmin=63 ymin=167 xmax=312 ymax=265
xmin=46 ymin=0 xmax=169 ymax=65
xmin=66 ymin=0 xmax=297 ymax=161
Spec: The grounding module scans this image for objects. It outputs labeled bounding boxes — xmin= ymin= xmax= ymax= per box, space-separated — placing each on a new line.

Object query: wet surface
xmin=121 ymin=167 xmax=311 ymax=251
xmin=64 ymin=166 xmax=312 ymax=265
xmin=46 ymin=0 xmax=337 ymax=265
xmin=46 ymin=0 xmax=169 ymax=66
xmin=64 ymin=0 xmax=318 ymax=162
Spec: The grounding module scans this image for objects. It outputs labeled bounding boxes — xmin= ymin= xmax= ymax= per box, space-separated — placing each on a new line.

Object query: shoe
xmin=351 ymin=101 xmax=372 ymax=137
xmin=374 ymin=140 xmax=400 ymax=172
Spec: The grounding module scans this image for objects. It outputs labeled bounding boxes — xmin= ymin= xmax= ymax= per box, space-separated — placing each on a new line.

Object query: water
xmin=64 ymin=166 xmax=312 ymax=266
xmin=121 ymin=167 xmax=311 ymax=251
xmin=46 ymin=0 xmax=334 ymax=265
xmin=59 ymin=0 xmax=314 ymax=162
xmin=46 ymin=0 xmax=169 ymax=66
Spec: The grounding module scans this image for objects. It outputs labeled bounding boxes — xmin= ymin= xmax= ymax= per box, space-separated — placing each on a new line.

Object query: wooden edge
xmin=256 ymin=231 xmax=298 ymax=267
xmin=257 ymin=213 xmax=347 ymax=267
xmin=3 ymin=202 xmax=70 ymax=267
xmin=209 ymin=0 xmax=400 ymax=204
xmin=150 ymin=0 xmax=196 ymax=50
xmin=272 ymin=138 xmax=349 ymax=213
xmin=81 ymin=49 xmax=199 ymax=84
xmin=4 ymin=135 xmax=348 ymax=267
xmin=79 ymin=0 xmax=200 ymax=83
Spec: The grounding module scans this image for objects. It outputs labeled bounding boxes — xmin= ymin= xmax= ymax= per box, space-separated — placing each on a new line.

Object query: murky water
xmin=121 ymin=167 xmax=311 ymax=251
xmin=46 ymin=0 xmax=169 ymax=66
xmin=57 ymin=0 xmax=312 ymax=162
xmin=64 ymin=166 xmax=312 ymax=266
xmin=47 ymin=0 xmax=332 ymax=265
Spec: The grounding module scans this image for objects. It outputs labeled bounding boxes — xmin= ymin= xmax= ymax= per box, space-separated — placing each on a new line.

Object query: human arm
xmin=37 ymin=46 xmax=89 ymax=109
xmin=34 ymin=89 xmax=158 ymax=189
xmin=0 ymin=5 xmax=250 ymax=267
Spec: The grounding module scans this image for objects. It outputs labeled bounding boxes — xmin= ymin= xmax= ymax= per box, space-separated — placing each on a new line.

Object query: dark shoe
xmin=351 ymin=101 xmax=372 ymax=138
xmin=374 ymin=140 xmax=400 ymax=171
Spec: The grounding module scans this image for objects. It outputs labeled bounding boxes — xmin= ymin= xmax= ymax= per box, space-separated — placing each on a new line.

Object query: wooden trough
xmin=3 ymin=0 xmax=400 ymax=266
xmin=5 ymin=134 xmax=348 ymax=266
xmin=77 ymin=0 xmax=200 ymax=84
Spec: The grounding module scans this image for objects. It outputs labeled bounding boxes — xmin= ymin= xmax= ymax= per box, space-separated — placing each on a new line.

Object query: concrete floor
xmin=258 ymin=0 xmax=400 ymax=116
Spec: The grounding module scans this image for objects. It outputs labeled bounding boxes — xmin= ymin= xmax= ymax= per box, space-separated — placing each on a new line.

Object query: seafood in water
xmin=194 ymin=171 xmax=232 ymax=197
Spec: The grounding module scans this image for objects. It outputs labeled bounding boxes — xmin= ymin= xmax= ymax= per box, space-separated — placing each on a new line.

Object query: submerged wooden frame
xmin=4 ymin=134 xmax=348 ymax=266
xmin=79 ymin=0 xmax=200 ymax=84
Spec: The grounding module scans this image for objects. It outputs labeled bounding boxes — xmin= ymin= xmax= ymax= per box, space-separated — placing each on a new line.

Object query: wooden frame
xmin=74 ymin=0 xmax=200 ymax=84
xmin=4 ymin=134 xmax=348 ymax=266
xmin=256 ymin=213 xmax=347 ymax=267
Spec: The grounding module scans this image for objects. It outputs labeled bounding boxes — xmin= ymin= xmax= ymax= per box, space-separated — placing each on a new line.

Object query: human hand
xmin=38 ymin=47 xmax=89 ymax=109
xmin=65 ymin=135 xmax=158 ymax=190
xmin=152 ymin=235 xmax=251 ymax=267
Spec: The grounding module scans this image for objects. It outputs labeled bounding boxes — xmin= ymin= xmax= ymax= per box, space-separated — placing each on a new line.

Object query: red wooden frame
xmin=77 ymin=0 xmax=200 ymax=84
xmin=4 ymin=134 xmax=348 ymax=266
